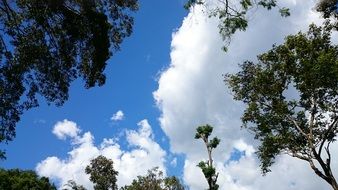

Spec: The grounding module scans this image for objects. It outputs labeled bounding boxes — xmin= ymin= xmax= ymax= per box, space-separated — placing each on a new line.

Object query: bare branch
xmin=290 ymin=152 xmax=310 ymax=161
xmin=319 ymin=116 xmax=338 ymax=156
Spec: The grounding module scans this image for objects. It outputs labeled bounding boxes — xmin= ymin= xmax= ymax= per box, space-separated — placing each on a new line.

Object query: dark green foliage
xmin=0 ymin=0 xmax=138 ymax=158
xmin=63 ymin=180 xmax=86 ymax=190
xmin=195 ymin=125 xmax=220 ymax=190
xmin=163 ymin=176 xmax=186 ymax=190
xmin=225 ymin=22 xmax=338 ymax=189
xmin=85 ymin=155 xmax=118 ymax=190
xmin=185 ymin=0 xmax=289 ymax=50
xmin=121 ymin=167 xmax=185 ymax=190
xmin=184 ymin=0 xmax=203 ymax=10
xmin=317 ymin=0 xmax=338 ymax=30
xmin=317 ymin=0 xmax=338 ymax=19
xmin=0 ymin=168 xmax=56 ymax=190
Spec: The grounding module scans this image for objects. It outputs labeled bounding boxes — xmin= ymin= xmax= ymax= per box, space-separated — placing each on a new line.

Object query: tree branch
xmin=312 ymin=147 xmax=333 ymax=184
xmin=308 ymin=98 xmax=316 ymax=140
xmin=0 ymin=34 xmax=9 ymax=53
xmin=286 ymin=115 xmax=308 ymax=138
xmin=325 ymin=145 xmax=331 ymax=166
xmin=319 ymin=115 xmax=338 ymax=156
xmin=308 ymin=159 xmax=330 ymax=183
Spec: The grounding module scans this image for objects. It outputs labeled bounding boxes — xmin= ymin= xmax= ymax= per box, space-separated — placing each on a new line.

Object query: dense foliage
xmin=195 ymin=125 xmax=220 ymax=190
xmin=85 ymin=155 xmax=118 ymax=190
xmin=0 ymin=168 xmax=56 ymax=190
xmin=317 ymin=0 xmax=338 ymax=23
xmin=121 ymin=167 xmax=185 ymax=190
xmin=0 ymin=0 xmax=138 ymax=158
xmin=225 ymin=22 xmax=338 ymax=189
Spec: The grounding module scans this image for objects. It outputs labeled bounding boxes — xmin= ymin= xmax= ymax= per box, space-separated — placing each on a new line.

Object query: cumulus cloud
xmin=52 ymin=119 xmax=81 ymax=140
xmin=111 ymin=110 xmax=124 ymax=121
xmin=154 ymin=0 xmax=337 ymax=189
xmin=36 ymin=119 xmax=166 ymax=189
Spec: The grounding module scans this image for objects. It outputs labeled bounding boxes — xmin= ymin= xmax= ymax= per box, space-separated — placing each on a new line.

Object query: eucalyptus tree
xmin=225 ymin=22 xmax=338 ymax=189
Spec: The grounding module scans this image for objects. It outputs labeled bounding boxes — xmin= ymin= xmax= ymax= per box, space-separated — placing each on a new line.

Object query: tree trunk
xmin=330 ymin=177 xmax=338 ymax=190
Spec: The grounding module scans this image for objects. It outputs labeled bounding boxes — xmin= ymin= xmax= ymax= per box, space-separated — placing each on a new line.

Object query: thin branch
xmin=1 ymin=0 xmax=14 ymax=21
xmin=325 ymin=142 xmax=331 ymax=167
xmin=319 ymin=115 xmax=338 ymax=156
xmin=286 ymin=115 xmax=308 ymax=138
xmin=308 ymin=98 xmax=316 ymax=140
xmin=1 ymin=0 xmax=24 ymax=35
xmin=290 ymin=152 xmax=310 ymax=161
xmin=0 ymin=34 xmax=8 ymax=53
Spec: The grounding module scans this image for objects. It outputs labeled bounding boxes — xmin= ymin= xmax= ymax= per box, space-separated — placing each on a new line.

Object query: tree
xmin=85 ymin=155 xmax=118 ymax=190
xmin=195 ymin=125 xmax=220 ymax=190
xmin=163 ymin=176 xmax=186 ymax=190
xmin=186 ymin=0 xmax=338 ymax=51
xmin=317 ymin=0 xmax=338 ymax=21
xmin=225 ymin=22 xmax=338 ymax=189
xmin=0 ymin=168 xmax=56 ymax=190
xmin=121 ymin=167 xmax=185 ymax=190
xmin=185 ymin=0 xmax=290 ymax=50
xmin=63 ymin=180 xmax=86 ymax=190
xmin=0 ymin=0 xmax=138 ymax=158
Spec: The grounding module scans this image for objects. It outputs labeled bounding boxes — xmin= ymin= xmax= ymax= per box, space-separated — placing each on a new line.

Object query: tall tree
xmin=121 ymin=167 xmax=185 ymax=190
xmin=85 ymin=155 xmax=118 ymax=190
xmin=195 ymin=124 xmax=220 ymax=190
xmin=225 ymin=22 xmax=338 ymax=189
xmin=0 ymin=0 xmax=138 ymax=158
xmin=0 ymin=168 xmax=56 ymax=190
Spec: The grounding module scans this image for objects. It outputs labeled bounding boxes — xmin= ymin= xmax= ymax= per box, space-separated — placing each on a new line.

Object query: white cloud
xmin=154 ymin=0 xmax=337 ymax=189
xmin=36 ymin=119 xmax=166 ymax=189
xmin=52 ymin=119 xmax=81 ymax=140
xmin=111 ymin=110 xmax=125 ymax=121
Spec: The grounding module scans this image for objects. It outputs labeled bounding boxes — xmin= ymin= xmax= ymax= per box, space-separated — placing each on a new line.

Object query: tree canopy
xmin=0 ymin=168 xmax=56 ymax=190
xmin=225 ymin=22 xmax=338 ymax=189
xmin=121 ymin=167 xmax=185 ymax=190
xmin=317 ymin=0 xmax=338 ymax=22
xmin=85 ymin=155 xmax=118 ymax=190
xmin=0 ymin=0 xmax=138 ymax=158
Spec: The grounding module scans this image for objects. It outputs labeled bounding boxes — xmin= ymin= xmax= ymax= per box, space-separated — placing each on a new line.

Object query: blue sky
xmin=1 ymin=1 xmax=338 ymax=190
xmin=1 ymin=0 xmax=186 ymax=172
